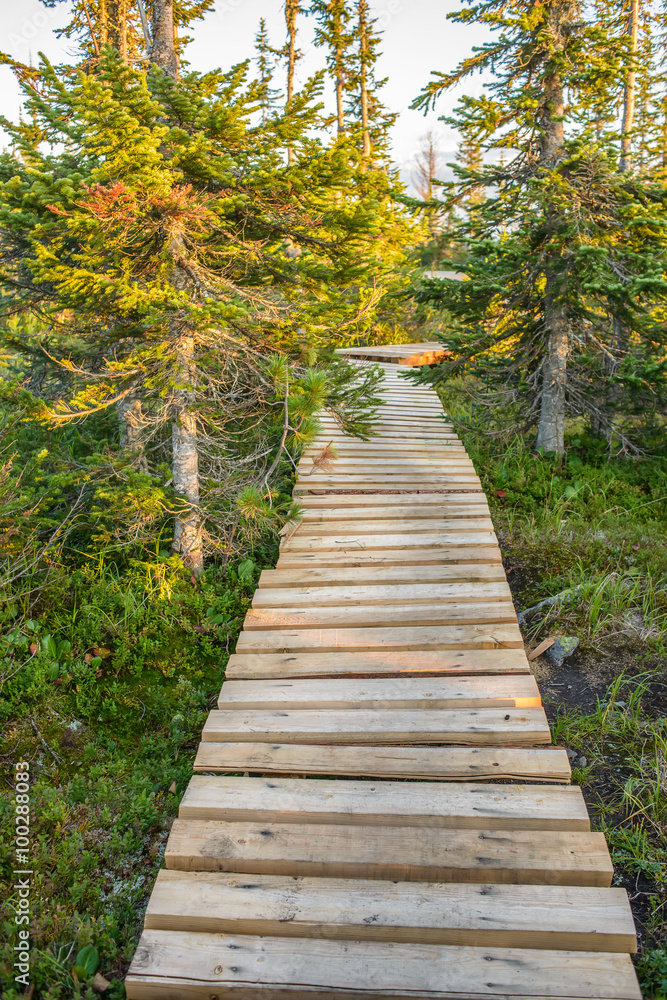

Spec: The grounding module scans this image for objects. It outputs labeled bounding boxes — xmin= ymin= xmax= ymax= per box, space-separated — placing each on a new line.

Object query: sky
xmin=0 ymin=0 xmax=491 ymax=190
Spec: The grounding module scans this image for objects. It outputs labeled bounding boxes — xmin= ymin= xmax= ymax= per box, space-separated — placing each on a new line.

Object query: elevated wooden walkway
xmin=126 ymin=360 xmax=640 ymax=999
xmin=336 ymin=343 xmax=447 ymax=366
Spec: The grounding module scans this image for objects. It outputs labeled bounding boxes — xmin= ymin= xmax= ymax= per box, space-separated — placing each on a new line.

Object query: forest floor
xmin=1 ymin=418 xmax=666 ymax=998
xmin=468 ymin=429 xmax=667 ymax=997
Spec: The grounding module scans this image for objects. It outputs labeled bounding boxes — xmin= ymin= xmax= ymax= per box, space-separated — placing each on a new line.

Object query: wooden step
xmin=225 ymin=648 xmax=531 ymax=680
xmin=259 ymin=564 xmax=506 ymax=588
xmin=275 ymin=546 xmax=502 ymax=568
xmin=235 ymin=622 xmax=524 ymax=653
xmin=291 ymin=518 xmax=495 ymax=536
xmin=216 ymin=675 xmax=541 ymax=710
xmin=298 ymin=492 xmax=486 ymax=507
xmin=179 ymin=776 xmax=588 ymax=830
xmin=125 ymin=930 xmax=641 ymax=998
xmin=297 ymin=505 xmax=491 ymax=522
xmin=193 ymin=743 xmax=571 ymax=782
xmin=242 ymin=602 xmax=517 ymax=631
xmin=201 ymin=707 xmax=551 ymax=745
xmin=252 ymin=581 xmax=511 ymax=609
xmin=143 ymin=872 xmax=637 ymax=953
xmin=281 ymin=531 xmax=497 ymax=551
xmin=294 ymin=477 xmax=482 ymax=491
xmin=164 ymin=819 xmax=613 ymax=886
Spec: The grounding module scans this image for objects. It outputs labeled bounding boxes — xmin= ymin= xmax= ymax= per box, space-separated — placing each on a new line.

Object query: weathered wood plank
xmin=235 ymin=623 xmax=524 ymax=653
xmin=275 ymin=546 xmax=502 ymax=568
xmin=126 ymin=931 xmax=641 ymax=999
xmin=291 ymin=518 xmax=495 ymax=536
xmin=297 ymin=506 xmax=490 ymax=522
xmin=164 ymin=820 xmax=613 ymax=886
xmin=242 ymin=602 xmax=517 ymax=631
xmin=193 ymin=743 xmax=570 ymax=782
xmin=225 ymin=648 xmax=530 ymax=679
xmin=298 ymin=492 xmax=486 ymax=508
xmin=216 ymin=675 xmax=540 ymax=710
xmin=201 ymin=707 xmax=551 ymax=745
xmin=258 ymin=565 xmax=506 ymax=588
xmin=143 ymin=872 xmax=637 ymax=953
xmin=179 ymin=776 xmax=586 ymax=830
xmin=281 ymin=531 xmax=498 ymax=551
xmin=252 ymin=582 xmax=511 ymax=609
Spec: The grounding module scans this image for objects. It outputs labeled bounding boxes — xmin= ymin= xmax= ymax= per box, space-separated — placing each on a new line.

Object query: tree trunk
xmin=536 ymin=271 xmax=569 ymax=455
xmin=108 ymin=0 xmax=127 ymax=60
xmin=536 ymin=21 xmax=569 ymax=456
xmin=118 ymin=393 xmax=148 ymax=471
xmin=358 ymin=0 xmax=372 ymax=165
xmin=98 ymin=0 xmax=108 ymax=46
xmin=151 ymin=0 xmax=202 ymax=572
xmin=171 ymin=332 xmax=203 ymax=575
xmin=619 ymin=0 xmax=639 ymax=173
xmin=285 ymin=0 xmax=298 ymax=164
xmin=151 ymin=0 xmax=178 ymax=78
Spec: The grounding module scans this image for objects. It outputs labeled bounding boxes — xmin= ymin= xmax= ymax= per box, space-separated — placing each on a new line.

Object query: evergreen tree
xmin=0 ymin=3 xmax=389 ymax=574
xmin=311 ymin=0 xmax=355 ymax=135
xmin=411 ymin=0 xmax=667 ymax=455
xmin=254 ymin=18 xmax=282 ymax=125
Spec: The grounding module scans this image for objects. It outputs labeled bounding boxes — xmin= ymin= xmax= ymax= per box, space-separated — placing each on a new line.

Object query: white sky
xmin=0 ymin=0 xmax=491 ymax=189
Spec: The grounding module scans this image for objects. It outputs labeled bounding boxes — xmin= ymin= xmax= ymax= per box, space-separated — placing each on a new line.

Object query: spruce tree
xmin=411 ymin=0 xmax=667 ymax=455
xmin=311 ymin=0 xmax=355 ymax=135
xmin=0 ymin=1 xmax=389 ymax=574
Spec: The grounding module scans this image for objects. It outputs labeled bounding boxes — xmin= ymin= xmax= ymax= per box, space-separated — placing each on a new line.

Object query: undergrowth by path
xmin=0 ymin=547 xmax=277 ymax=999
xmin=462 ymin=428 xmax=667 ymax=997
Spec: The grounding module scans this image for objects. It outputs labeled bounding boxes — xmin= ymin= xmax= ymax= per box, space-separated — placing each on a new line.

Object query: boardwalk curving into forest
xmin=126 ymin=354 xmax=640 ymax=999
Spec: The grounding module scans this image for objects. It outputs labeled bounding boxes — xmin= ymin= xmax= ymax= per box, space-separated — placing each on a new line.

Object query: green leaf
xmin=75 ymin=945 xmax=99 ymax=976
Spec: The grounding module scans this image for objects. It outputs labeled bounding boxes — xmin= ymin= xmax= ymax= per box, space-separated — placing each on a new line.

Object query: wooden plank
xmin=291 ymin=519 xmax=494 ymax=536
xmin=275 ymin=546 xmax=501 ymax=569
xmin=126 ymin=930 xmax=641 ymax=999
xmin=164 ymin=819 xmax=613 ymax=886
xmin=281 ymin=531 xmax=498 ymax=551
xmin=298 ymin=492 xmax=486 ymax=508
xmin=144 ymin=871 xmax=637 ymax=953
xmin=258 ymin=565 xmax=506 ymax=588
xmin=294 ymin=479 xmax=482 ymax=492
xmin=298 ymin=506 xmax=491 ymax=522
xmin=252 ymin=581 xmax=512 ymax=608
xmin=242 ymin=602 xmax=517 ymax=631
xmin=193 ymin=743 xmax=570 ymax=782
xmin=252 ymin=582 xmax=511 ymax=609
xmin=225 ymin=648 xmax=531 ymax=679
xmin=216 ymin=675 xmax=540 ymax=710
xmin=201 ymin=707 xmax=550 ymax=745
xmin=179 ymin=776 xmax=586 ymax=830
xmin=297 ymin=460 xmax=478 ymax=472
xmin=304 ymin=442 xmax=468 ymax=453
xmin=235 ymin=623 xmax=524 ymax=653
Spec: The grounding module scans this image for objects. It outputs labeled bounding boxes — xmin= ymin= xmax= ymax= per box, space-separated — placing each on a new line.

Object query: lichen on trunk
xmin=170 ymin=332 xmax=203 ymax=575
xmin=118 ymin=392 xmax=148 ymax=472
xmin=536 ymin=271 xmax=569 ymax=455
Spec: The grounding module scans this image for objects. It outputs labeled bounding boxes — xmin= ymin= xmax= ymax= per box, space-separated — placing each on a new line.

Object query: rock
xmin=543 ymin=636 xmax=579 ymax=668
xmin=578 ymin=756 xmax=588 ymax=768
xmin=566 ymin=748 xmax=577 ymax=761
xmin=92 ymin=973 xmax=111 ymax=993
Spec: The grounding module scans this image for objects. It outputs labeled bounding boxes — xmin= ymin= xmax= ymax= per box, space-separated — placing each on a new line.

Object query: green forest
xmin=0 ymin=0 xmax=666 ymax=996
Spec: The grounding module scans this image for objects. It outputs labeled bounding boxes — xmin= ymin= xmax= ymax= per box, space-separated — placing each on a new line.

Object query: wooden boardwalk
xmin=126 ymin=360 xmax=640 ymax=999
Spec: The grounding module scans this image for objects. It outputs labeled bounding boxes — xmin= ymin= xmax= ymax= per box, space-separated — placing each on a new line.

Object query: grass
xmin=451 ymin=416 xmax=667 ymax=997
xmin=0 ymin=546 xmax=277 ymax=999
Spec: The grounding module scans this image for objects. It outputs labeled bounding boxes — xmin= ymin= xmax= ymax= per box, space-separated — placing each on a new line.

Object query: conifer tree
xmin=254 ymin=19 xmax=282 ymax=125
xmin=311 ymin=0 xmax=354 ymax=134
xmin=411 ymin=0 xmax=667 ymax=455
xmin=0 ymin=2 xmax=389 ymax=574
